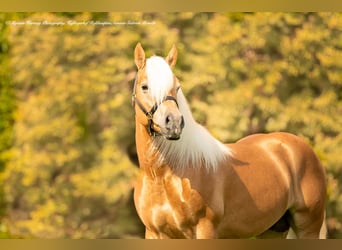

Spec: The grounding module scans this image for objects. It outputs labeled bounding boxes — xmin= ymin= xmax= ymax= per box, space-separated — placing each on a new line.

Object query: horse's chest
xmin=135 ymin=174 xmax=207 ymax=238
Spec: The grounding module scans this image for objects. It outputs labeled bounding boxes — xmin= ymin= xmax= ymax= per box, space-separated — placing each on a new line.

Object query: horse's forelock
xmin=145 ymin=56 xmax=174 ymax=104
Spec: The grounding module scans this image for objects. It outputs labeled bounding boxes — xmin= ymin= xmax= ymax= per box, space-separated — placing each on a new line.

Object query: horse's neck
xmin=135 ymin=121 xmax=217 ymax=203
xmin=135 ymin=121 xmax=188 ymax=179
xmin=135 ymin=122 xmax=165 ymax=175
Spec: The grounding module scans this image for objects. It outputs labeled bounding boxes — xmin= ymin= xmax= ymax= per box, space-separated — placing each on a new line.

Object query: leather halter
xmin=132 ymin=73 xmax=180 ymax=137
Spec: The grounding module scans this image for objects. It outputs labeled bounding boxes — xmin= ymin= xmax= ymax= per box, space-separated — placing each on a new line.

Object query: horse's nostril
xmin=180 ymin=116 xmax=185 ymax=129
xmin=165 ymin=115 xmax=171 ymax=125
xmin=165 ymin=114 xmax=184 ymax=131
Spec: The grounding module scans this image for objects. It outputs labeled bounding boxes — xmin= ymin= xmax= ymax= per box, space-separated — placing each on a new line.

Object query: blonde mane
xmin=145 ymin=56 xmax=174 ymax=104
xmin=146 ymin=69 xmax=232 ymax=172
xmin=145 ymin=55 xmax=232 ymax=172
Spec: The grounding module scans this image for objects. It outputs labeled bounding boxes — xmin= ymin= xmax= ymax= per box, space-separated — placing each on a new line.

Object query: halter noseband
xmin=132 ymin=73 xmax=180 ymax=137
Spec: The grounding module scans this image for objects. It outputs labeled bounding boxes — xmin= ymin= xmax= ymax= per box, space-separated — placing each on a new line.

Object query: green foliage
xmin=0 ymin=12 xmax=341 ymax=238
xmin=2 ymin=12 xmax=142 ymax=238
xmin=179 ymin=12 xmax=342 ymax=238
xmin=0 ymin=13 xmax=15 ymax=237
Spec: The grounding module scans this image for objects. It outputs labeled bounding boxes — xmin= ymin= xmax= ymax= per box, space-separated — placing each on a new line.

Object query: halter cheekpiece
xmin=132 ymin=73 xmax=180 ymax=137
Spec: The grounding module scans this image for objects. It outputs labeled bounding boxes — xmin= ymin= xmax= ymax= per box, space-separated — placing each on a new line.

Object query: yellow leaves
xmin=327 ymin=71 xmax=342 ymax=85
xmin=207 ymin=14 xmax=239 ymax=45
xmin=313 ymin=91 xmax=337 ymax=110
xmin=297 ymin=26 xmax=329 ymax=45
xmin=318 ymin=47 xmax=342 ymax=68
xmin=2 ymin=12 xmax=342 ymax=239
xmin=327 ymin=173 xmax=340 ymax=202
xmin=230 ymin=58 xmax=245 ymax=72
xmin=15 ymin=200 xmax=67 ymax=238
xmin=283 ymin=13 xmax=306 ymax=26
xmin=30 ymin=200 xmax=67 ymax=222
xmin=71 ymin=153 xmax=138 ymax=204
xmin=265 ymin=71 xmax=282 ymax=94
xmin=317 ymin=47 xmax=342 ymax=85
xmin=326 ymin=12 xmax=342 ymax=30
xmin=3 ymin=12 xmax=143 ymax=238
xmin=14 ymin=93 xmax=82 ymax=147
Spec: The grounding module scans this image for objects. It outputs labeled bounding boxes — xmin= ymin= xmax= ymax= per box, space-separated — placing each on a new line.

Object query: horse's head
xmin=132 ymin=43 xmax=184 ymax=140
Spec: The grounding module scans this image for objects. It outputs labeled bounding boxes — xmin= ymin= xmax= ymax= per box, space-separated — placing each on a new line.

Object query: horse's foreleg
xmin=145 ymin=228 xmax=159 ymax=239
xmin=195 ymin=217 xmax=216 ymax=239
xmin=319 ymin=216 xmax=327 ymax=239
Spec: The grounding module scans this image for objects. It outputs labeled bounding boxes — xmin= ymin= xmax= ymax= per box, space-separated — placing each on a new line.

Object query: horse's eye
xmin=141 ymin=84 xmax=149 ymax=91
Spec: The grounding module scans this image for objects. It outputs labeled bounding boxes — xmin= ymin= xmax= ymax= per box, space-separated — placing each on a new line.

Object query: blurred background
xmin=0 ymin=12 xmax=341 ymax=238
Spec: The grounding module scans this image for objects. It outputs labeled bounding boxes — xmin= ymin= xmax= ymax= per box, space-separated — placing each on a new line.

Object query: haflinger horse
xmin=132 ymin=42 xmax=327 ymax=239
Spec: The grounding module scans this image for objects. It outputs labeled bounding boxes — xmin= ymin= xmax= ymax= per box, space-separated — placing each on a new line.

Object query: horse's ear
xmin=134 ymin=42 xmax=145 ymax=69
xmin=166 ymin=44 xmax=177 ymax=68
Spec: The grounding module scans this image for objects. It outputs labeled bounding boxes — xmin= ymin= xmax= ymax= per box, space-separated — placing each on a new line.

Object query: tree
xmin=2 ymin=12 xmax=143 ymax=238
xmin=1 ymin=12 xmax=342 ymax=238
xmin=178 ymin=12 xmax=342 ymax=238
xmin=0 ymin=12 xmax=16 ymax=238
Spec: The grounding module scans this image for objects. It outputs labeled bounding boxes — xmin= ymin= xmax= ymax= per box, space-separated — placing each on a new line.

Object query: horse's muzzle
xmin=163 ymin=115 xmax=184 ymax=140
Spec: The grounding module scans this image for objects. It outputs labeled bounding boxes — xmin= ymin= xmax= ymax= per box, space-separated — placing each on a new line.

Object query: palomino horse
xmin=132 ymin=43 xmax=327 ymax=239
